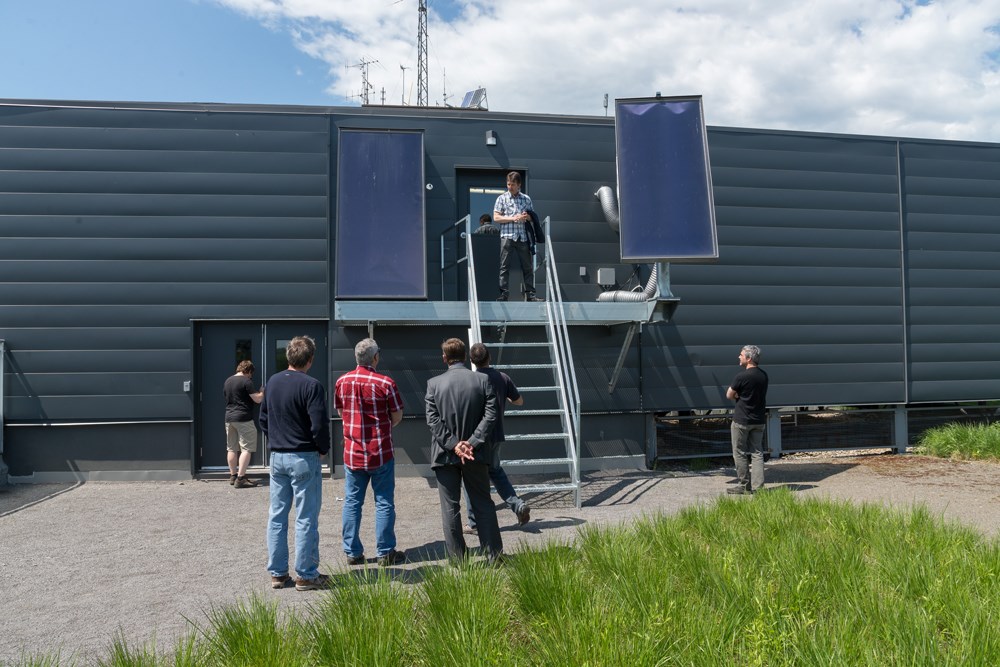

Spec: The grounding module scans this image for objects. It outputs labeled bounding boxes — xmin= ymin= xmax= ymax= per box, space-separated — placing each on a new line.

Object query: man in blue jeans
xmin=465 ymin=343 xmax=531 ymax=533
xmin=260 ymin=336 xmax=331 ymax=591
xmin=334 ymin=338 xmax=406 ymax=567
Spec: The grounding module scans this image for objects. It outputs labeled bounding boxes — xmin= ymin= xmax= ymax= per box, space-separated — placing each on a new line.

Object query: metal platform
xmin=333 ymin=298 xmax=679 ymax=326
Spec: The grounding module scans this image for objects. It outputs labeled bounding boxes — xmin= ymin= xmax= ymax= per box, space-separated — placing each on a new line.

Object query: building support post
xmin=0 ymin=340 xmax=7 ymax=486
xmin=893 ymin=406 xmax=908 ymax=454
xmin=766 ymin=408 xmax=782 ymax=460
xmin=607 ymin=323 xmax=638 ymax=394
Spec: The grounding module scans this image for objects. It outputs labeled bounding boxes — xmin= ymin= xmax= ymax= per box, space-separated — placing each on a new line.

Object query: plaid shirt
xmin=494 ymin=190 xmax=534 ymax=242
xmin=334 ymin=365 xmax=403 ymax=471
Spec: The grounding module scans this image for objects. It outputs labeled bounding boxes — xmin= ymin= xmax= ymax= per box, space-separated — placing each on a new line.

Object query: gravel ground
xmin=2 ymin=451 xmax=999 ymax=664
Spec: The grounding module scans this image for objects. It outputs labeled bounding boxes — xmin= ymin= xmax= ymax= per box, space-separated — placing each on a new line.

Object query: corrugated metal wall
xmin=0 ymin=104 xmax=329 ymax=471
xmin=902 ymin=141 xmax=1000 ymax=403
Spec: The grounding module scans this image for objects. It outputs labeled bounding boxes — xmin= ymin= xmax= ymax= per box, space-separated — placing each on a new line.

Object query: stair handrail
xmin=540 ymin=217 xmax=582 ymax=506
xmin=463 ymin=215 xmax=483 ymax=344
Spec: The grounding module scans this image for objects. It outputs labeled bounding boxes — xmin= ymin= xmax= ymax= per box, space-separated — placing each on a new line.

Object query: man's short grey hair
xmin=742 ymin=345 xmax=761 ymax=364
xmin=355 ymin=338 xmax=379 ymax=366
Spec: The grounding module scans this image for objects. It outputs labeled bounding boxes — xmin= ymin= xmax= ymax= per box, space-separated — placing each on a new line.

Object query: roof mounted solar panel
xmin=615 ymin=95 xmax=718 ymax=262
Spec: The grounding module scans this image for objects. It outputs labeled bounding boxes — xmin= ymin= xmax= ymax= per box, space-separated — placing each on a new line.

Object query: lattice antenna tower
xmin=417 ymin=0 xmax=429 ymax=106
xmin=348 ymin=58 xmax=378 ymax=105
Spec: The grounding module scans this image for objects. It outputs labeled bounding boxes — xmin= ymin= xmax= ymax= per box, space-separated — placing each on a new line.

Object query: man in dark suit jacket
xmin=425 ymin=337 xmax=502 ymax=561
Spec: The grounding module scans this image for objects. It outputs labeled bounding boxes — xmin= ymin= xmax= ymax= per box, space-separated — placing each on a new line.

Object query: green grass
xmin=916 ymin=421 xmax=1000 ymax=461
xmin=11 ymin=489 xmax=1000 ymax=666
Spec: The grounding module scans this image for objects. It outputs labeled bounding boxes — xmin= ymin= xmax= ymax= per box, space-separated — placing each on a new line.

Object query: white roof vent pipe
xmin=594 ymin=186 xmax=658 ymax=302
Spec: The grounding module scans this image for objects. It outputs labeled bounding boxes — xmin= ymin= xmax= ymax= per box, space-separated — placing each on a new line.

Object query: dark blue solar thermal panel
xmin=335 ymin=130 xmax=426 ymax=299
xmin=616 ymin=96 xmax=719 ymax=262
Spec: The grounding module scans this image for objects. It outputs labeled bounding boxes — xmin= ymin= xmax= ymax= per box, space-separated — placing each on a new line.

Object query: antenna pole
xmin=349 ymin=58 xmax=378 ymax=105
xmin=417 ymin=0 xmax=429 ymax=106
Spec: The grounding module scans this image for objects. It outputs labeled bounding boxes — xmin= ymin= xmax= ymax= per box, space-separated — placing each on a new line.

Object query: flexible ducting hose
xmin=595 ymin=186 xmax=620 ymax=234
xmin=596 ymin=263 xmax=658 ymax=302
xmin=594 ymin=185 xmax=657 ymax=301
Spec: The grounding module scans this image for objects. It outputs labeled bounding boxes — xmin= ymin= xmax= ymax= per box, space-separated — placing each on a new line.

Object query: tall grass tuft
xmin=306 ymin=570 xmax=413 ymax=666
xmin=916 ymin=421 xmax=1000 ymax=460
xmin=197 ymin=593 xmax=307 ymax=667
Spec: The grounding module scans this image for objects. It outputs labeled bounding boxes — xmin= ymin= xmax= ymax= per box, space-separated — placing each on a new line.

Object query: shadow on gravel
xmin=768 ymin=462 xmax=857 ymax=487
xmin=0 ymin=482 xmax=83 ymax=517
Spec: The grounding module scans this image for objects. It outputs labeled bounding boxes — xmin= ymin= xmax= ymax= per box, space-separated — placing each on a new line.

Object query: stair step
xmin=502 ymin=457 xmax=574 ymax=466
xmin=513 ymin=483 xmax=578 ymax=494
xmin=494 ymin=363 xmax=555 ymax=370
xmin=504 ymin=433 xmax=569 ymax=441
xmin=483 ymin=321 xmax=547 ymax=326
xmin=506 ymin=409 xmax=564 ymax=416
xmin=491 ymin=342 xmax=551 ymax=348
xmin=518 ymin=386 xmax=560 ymax=392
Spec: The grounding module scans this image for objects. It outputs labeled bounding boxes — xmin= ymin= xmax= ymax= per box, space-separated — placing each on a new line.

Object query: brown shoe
xmin=377 ymin=549 xmax=406 ymax=567
xmin=229 ymin=474 xmax=238 ymax=486
xmin=463 ymin=525 xmax=477 ymax=535
xmin=235 ymin=476 xmax=259 ymax=488
xmin=295 ymin=574 xmax=331 ymax=591
xmin=346 ymin=554 xmax=366 ymax=566
xmin=515 ymin=504 xmax=531 ymax=526
xmin=270 ymin=574 xmax=291 ymax=589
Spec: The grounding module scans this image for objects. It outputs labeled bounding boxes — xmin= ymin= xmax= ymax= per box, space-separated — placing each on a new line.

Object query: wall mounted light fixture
xmin=485 ymin=130 xmax=497 ymax=146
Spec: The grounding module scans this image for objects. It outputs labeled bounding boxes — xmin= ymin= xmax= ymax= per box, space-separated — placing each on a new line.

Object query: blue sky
xmin=2 ymin=0 xmax=999 ymax=142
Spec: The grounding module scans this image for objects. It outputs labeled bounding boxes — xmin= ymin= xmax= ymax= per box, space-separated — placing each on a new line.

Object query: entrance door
xmin=456 ymin=169 xmax=527 ymax=302
xmin=196 ymin=321 xmax=328 ymax=472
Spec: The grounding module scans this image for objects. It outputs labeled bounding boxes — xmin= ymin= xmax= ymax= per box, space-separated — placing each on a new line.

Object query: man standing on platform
xmin=493 ymin=171 xmax=540 ymax=302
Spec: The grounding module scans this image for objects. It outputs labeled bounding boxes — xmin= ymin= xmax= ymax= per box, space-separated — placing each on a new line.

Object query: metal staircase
xmin=463 ymin=216 xmax=582 ymax=508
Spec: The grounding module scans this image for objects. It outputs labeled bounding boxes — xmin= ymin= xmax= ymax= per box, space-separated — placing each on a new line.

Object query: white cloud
xmin=210 ymin=0 xmax=1000 ymax=141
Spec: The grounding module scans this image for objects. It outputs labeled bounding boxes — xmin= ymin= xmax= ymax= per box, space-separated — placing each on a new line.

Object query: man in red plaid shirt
xmin=334 ymin=338 xmax=406 ymax=566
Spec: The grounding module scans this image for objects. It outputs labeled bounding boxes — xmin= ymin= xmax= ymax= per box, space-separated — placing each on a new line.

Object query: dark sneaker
xmin=377 ymin=549 xmax=406 ymax=567
xmin=726 ymin=487 xmax=753 ymax=495
xmin=496 ymin=294 xmax=509 ymax=302
xmin=229 ymin=474 xmax=238 ymax=486
xmin=270 ymin=574 xmax=291 ymax=589
xmin=515 ymin=504 xmax=531 ymax=526
xmin=523 ymin=295 xmax=543 ymax=302
xmin=235 ymin=476 xmax=259 ymax=488
xmin=346 ymin=554 xmax=366 ymax=566
xmin=463 ymin=525 xmax=477 ymax=535
xmin=295 ymin=574 xmax=331 ymax=591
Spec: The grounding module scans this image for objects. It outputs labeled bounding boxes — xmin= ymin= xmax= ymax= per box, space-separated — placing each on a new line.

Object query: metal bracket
xmin=608 ymin=322 xmax=639 ymax=393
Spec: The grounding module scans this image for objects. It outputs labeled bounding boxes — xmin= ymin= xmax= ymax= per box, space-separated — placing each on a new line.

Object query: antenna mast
xmin=348 ymin=58 xmax=378 ymax=105
xmin=417 ymin=0 xmax=429 ymax=106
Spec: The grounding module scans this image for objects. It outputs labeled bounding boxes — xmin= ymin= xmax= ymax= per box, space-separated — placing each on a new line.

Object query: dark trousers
xmin=499 ymin=238 xmax=535 ymax=298
xmin=434 ymin=462 xmax=503 ymax=560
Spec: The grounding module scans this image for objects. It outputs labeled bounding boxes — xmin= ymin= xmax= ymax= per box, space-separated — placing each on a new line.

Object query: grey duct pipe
xmin=594 ymin=186 xmax=657 ymax=302
xmin=595 ymin=186 xmax=620 ymax=233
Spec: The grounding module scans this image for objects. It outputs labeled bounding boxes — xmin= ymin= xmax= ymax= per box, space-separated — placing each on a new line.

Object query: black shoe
xmin=346 ymin=554 xmax=366 ymax=566
xmin=496 ymin=294 xmax=508 ymax=302
xmin=523 ymin=295 xmax=542 ymax=302
xmin=726 ymin=487 xmax=753 ymax=495
xmin=726 ymin=478 xmax=742 ymax=484
xmin=377 ymin=549 xmax=406 ymax=566
xmin=235 ymin=476 xmax=259 ymax=488
xmin=229 ymin=474 xmax=238 ymax=486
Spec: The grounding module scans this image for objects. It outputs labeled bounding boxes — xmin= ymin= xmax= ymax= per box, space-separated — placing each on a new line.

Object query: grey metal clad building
xmin=1 ymin=98 xmax=999 ymax=481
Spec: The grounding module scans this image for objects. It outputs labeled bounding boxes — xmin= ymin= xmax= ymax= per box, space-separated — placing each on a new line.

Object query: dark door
xmin=196 ymin=321 xmax=328 ymax=472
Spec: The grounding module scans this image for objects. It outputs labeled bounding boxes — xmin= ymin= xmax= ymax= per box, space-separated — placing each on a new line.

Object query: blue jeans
xmin=267 ymin=451 xmax=322 ymax=580
xmin=466 ymin=460 xmax=523 ymax=529
xmin=342 ymin=459 xmax=397 ymax=558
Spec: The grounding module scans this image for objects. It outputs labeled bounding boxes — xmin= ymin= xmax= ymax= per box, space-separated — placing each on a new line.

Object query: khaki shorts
xmin=225 ymin=420 xmax=258 ymax=453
